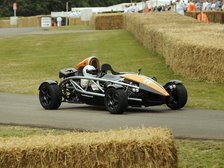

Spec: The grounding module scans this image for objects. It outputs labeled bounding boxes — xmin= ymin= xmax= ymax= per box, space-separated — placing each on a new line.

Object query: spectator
xmin=176 ymin=0 xmax=186 ymax=15
xmin=167 ymin=5 xmax=172 ymax=11
xmin=188 ymin=0 xmax=196 ymax=11
xmin=214 ymin=0 xmax=221 ymax=10
xmin=143 ymin=0 xmax=150 ymax=12
xmin=222 ymin=2 xmax=224 ymax=11
xmin=211 ymin=1 xmax=216 ymax=10
xmin=203 ymin=0 xmax=209 ymax=10
xmin=124 ymin=4 xmax=140 ymax=13
xmin=195 ymin=0 xmax=201 ymax=11
xmin=182 ymin=0 xmax=189 ymax=11
xmin=157 ymin=6 xmax=162 ymax=11
xmin=206 ymin=0 xmax=213 ymax=10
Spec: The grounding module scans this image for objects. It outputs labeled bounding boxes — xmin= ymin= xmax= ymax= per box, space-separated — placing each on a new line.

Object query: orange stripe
xmin=121 ymin=74 xmax=169 ymax=96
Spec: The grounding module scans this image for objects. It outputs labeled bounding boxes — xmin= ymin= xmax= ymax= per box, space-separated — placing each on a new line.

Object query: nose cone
xmin=143 ymin=79 xmax=170 ymax=96
xmin=121 ymin=74 xmax=169 ymax=96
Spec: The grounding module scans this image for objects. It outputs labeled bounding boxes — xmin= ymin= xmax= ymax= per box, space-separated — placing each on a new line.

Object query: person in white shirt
xmin=222 ymin=2 xmax=224 ymax=11
xmin=211 ymin=2 xmax=216 ymax=11
xmin=202 ymin=0 xmax=209 ymax=10
xmin=206 ymin=0 xmax=213 ymax=10
xmin=124 ymin=4 xmax=140 ymax=13
xmin=176 ymin=0 xmax=187 ymax=15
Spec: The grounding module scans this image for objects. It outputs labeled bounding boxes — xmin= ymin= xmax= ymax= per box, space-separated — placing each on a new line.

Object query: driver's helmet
xmin=83 ymin=65 xmax=97 ymax=77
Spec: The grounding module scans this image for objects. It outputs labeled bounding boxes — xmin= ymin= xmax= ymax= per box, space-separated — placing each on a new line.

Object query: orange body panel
xmin=121 ymin=74 xmax=169 ymax=96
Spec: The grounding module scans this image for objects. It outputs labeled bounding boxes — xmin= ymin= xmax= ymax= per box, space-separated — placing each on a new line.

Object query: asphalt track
xmin=0 ymin=28 xmax=224 ymax=140
xmin=0 ymin=27 xmax=42 ymax=38
xmin=0 ymin=27 xmax=104 ymax=39
xmin=0 ymin=93 xmax=224 ymax=140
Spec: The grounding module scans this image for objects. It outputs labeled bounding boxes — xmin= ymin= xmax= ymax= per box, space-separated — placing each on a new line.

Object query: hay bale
xmin=0 ymin=20 xmax=10 ymax=28
xmin=0 ymin=128 xmax=177 ymax=168
xmin=69 ymin=18 xmax=82 ymax=26
xmin=94 ymin=13 xmax=124 ymax=30
xmin=0 ymin=16 xmax=42 ymax=28
xmin=124 ymin=12 xmax=224 ymax=82
xmin=17 ymin=16 xmax=41 ymax=27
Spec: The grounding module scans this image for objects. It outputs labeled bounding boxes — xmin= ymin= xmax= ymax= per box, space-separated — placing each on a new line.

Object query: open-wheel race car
xmin=39 ymin=56 xmax=188 ymax=114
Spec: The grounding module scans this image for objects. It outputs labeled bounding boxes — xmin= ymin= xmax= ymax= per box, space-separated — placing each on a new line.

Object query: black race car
xmin=39 ymin=56 xmax=188 ymax=114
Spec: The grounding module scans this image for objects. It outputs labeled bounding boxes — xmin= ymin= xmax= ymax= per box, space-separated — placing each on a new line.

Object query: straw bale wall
xmin=124 ymin=12 xmax=224 ymax=82
xmin=0 ymin=20 xmax=10 ymax=28
xmin=17 ymin=16 xmax=41 ymax=27
xmin=69 ymin=18 xmax=82 ymax=26
xmin=0 ymin=128 xmax=177 ymax=168
xmin=0 ymin=16 xmax=42 ymax=28
xmin=94 ymin=13 xmax=124 ymax=30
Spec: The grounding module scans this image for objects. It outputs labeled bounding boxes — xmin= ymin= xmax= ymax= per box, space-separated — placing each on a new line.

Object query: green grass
xmin=0 ymin=125 xmax=223 ymax=168
xmin=0 ymin=29 xmax=223 ymax=110
xmin=0 ymin=17 xmax=9 ymax=20
xmin=0 ymin=125 xmax=69 ymax=137
xmin=177 ymin=139 xmax=224 ymax=168
xmin=43 ymin=24 xmax=94 ymax=31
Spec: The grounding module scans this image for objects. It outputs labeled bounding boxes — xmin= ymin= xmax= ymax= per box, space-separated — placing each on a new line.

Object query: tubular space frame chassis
xmin=59 ymin=76 xmax=142 ymax=102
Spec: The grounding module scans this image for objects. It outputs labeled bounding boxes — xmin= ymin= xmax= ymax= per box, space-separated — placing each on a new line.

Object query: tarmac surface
xmin=0 ymin=27 xmax=42 ymax=38
xmin=0 ymin=28 xmax=224 ymax=140
xmin=0 ymin=27 xmax=102 ymax=39
xmin=0 ymin=93 xmax=224 ymax=140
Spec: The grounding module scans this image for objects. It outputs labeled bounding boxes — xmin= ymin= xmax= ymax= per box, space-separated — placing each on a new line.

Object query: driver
xmin=81 ymin=65 xmax=99 ymax=90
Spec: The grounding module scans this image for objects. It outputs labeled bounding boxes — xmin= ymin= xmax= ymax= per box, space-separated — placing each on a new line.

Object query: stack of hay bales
xmin=0 ymin=128 xmax=177 ymax=168
xmin=69 ymin=18 xmax=82 ymax=26
xmin=17 ymin=16 xmax=41 ymax=27
xmin=0 ymin=20 xmax=10 ymax=28
xmin=94 ymin=13 xmax=124 ymax=30
xmin=124 ymin=12 xmax=224 ymax=82
xmin=0 ymin=16 xmax=42 ymax=28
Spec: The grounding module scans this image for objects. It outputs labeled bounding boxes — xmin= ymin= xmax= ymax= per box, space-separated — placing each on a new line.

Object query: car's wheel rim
xmin=40 ymin=87 xmax=52 ymax=106
xmin=106 ymin=91 xmax=119 ymax=110
xmin=169 ymin=93 xmax=178 ymax=105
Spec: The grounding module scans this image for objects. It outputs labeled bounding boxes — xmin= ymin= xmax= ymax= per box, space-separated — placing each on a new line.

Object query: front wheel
xmin=104 ymin=88 xmax=128 ymax=114
xmin=39 ymin=83 xmax=62 ymax=109
xmin=165 ymin=84 xmax=188 ymax=110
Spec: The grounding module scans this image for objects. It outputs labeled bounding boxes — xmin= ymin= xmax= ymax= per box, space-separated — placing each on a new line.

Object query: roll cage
xmin=59 ymin=75 xmax=141 ymax=102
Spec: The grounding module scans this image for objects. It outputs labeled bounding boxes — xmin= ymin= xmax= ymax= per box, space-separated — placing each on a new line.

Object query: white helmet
xmin=83 ymin=65 xmax=96 ymax=77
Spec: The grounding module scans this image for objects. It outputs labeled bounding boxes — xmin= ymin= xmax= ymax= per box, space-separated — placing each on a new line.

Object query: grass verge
xmin=0 ymin=17 xmax=10 ymax=20
xmin=0 ymin=30 xmax=223 ymax=110
xmin=0 ymin=125 xmax=223 ymax=168
xmin=42 ymin=24 xmax=94 ymax=31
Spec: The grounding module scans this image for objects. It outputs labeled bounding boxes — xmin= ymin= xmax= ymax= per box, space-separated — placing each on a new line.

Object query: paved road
xmin=0 ymin=27 xmax=43 ymax=38
xmin=1 ymin=28 xmax=223 ymax=140
xmin=0 ymin=93 xmax=224 ymax=140
xmin=0 ymin=27 xmax=103 ymax=39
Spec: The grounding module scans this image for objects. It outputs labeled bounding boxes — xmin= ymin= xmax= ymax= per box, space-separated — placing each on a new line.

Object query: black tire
xmin=165 ymin=84 xmax=188 ymax=110
xmin=104 ymin=88 xmax=128 ymax=114
xmin=39 ymin=83 xmax=62 ymax=110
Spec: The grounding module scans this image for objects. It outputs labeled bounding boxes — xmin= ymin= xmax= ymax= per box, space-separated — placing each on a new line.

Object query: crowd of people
xmin=175 ymin=0 xmax=224 ymax=15
xmin=124 ymin=0 xmax=224 ymax=13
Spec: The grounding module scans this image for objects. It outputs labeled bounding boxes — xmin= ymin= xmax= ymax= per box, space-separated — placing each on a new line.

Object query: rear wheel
xmin=104 ymin=88 xmax=128 ymax=114
xmin=39 ymin=83 xmax=62 ymax=109
xmin=165 ymin=84 xmax=188 ymax=110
